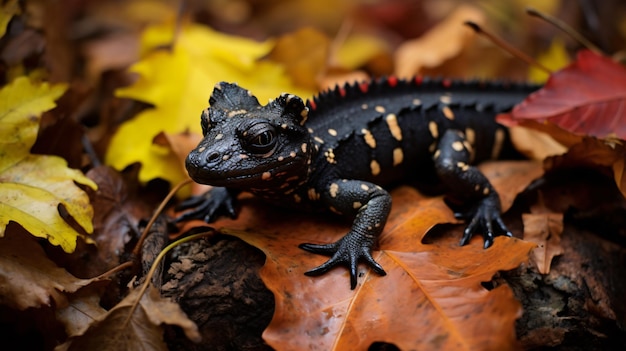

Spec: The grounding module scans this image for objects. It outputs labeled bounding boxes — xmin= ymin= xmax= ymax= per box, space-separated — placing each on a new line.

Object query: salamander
xmin=182 ymin=77 xmax=538 ymax=289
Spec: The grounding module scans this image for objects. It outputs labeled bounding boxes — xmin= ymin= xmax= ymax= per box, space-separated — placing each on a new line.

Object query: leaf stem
xmin=131 ymin=178 xmax=193 ymax=258
xmin=464 ymin=21 xmax=552 ymax=75
xmin=525 ymin=7 xmax=605 ymax=56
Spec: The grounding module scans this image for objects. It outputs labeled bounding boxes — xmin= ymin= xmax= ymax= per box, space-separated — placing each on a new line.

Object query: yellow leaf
xmin=528 ymin=37 xmax=570 ymax=83
xmin=0 ymin=77 xmax=96 ymax=253
xmin=0 ymin=0 xmax=20 ymax=38
xmin=106 ymin=22 xmax=315 ymax=188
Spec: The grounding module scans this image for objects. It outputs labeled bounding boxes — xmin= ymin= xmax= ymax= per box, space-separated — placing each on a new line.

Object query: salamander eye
xmin=241 ymin=122 xmax=277 ymax=156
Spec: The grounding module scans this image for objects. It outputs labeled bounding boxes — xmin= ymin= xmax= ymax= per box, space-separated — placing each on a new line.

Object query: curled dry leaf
xmin=522 ymin=210 xmax=564 ymax=275
xmin=56 ymin=284 xmax=200 ymax=351
xmin=214 ymin=161 xmax=541 ymax=350
xmin=0 ymin=227 xmax=97 ymax=310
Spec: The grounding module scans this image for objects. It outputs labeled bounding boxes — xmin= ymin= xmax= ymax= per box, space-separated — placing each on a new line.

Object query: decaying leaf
xmin=106 ymin=22 xmax=315 ymax=187
xmin=523 ymin=211 xmax=563 ymax=275
xmin=211 ymin=161 xmax=541 ymax=350
xmin=0 ymin=76 xmax=97 ymax=252
xmin=0 ymin=0 xmax=19 ymax=37
xmin=0 ymin=227 xmax=96 ymax=310
xmin=394 ymin=4 xmax=484 ymax=78
xmin=56 ymin=284 xmax=200 ymax=351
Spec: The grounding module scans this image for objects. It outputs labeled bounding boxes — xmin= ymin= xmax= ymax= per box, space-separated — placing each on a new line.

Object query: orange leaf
xmin=216 ymin=171 xmax=537 ymax=349
xmin=522 ymin=212 xmax=563 ymax=274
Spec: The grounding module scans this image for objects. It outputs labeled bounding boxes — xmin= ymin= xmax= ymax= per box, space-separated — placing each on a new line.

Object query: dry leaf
xmin=523 ymin=212 xmax=563 ymax=274
xmin=208 ymin=161 xmax=541 ymax=350
xmin=0 ymin=76 xmax=96 ymax=252
xmin=106 ymin=22 xmax=315 ymax=188
xmin=394 ymin=4 xmax=484 ymax=78
xmin=56 ymin=284 xmax=200 ymax=351
xmin=0 ymin=227 xmax=96 ymax=310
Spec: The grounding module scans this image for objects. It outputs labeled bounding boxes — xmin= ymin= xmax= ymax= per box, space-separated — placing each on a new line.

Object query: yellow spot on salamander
xmin=314 ymin=136 xmax=324 ymax=144
xmin=301 ymin=143 xmax=307 ymax=153
xmin=452 ymin=141 xmax=464 ymax=151
xmin=329 ymin=183 xmax=339 ymax=198
xmin=362 ymin=128 xmax=376 ymax=148
xmin=442 ymin=106 xmax=455 ymax=120
xmin=393 ymin=148 xmax=404 ymax=166
xmin=375 ymin=105 xmax=386 ymax=113
xmin=385 ymin=114 xmax=402 ymax=141
xmin=433 ymin=149 xmax=441 ymax=159
xmin=428 ymin=121 xmax=438 ymax=139
xmin=440 ymin=95 xmax=452 ymax=104
xmin=457 ymin=162 xmax=469 ymax=171
xmin=262 ymin=171 xmax=271 ymax=180
xmin=328 ymin=128 xmax=338 ymax=136
xmin=370 ymin=160 xmax=381 ymax=176
xmin=412 ymin=99 xmax=422 ymax=106
xmin=465 ymin=127 xmax=475 ymax=145
xmin=308 ymin=188 xmax=320 ymax=201
xmin=483 ymin=187 xmax=490 ymax=195
xmin=215 ymin=133 xmax=223 ymax=140
xmin=293 ymin=194 xmax=301 ymax=203
xmin=353 ymin=201 xmax=362 ymax=209
xmin=360 ymin=184 xmax=369 ymax=191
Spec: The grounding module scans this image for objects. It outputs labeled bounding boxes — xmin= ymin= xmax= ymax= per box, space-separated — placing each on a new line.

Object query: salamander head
xmin=186 ymin=82 xmax=313 ymax=190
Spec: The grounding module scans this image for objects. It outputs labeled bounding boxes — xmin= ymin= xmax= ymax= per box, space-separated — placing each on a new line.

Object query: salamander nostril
xmin=206 ymin=152 xmax=220 ymax=163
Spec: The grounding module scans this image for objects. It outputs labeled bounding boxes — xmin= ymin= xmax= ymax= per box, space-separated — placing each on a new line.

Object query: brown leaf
xmin=479 ymin=160 xmax=545 ymax=212
xmin=545 ymin=137 xmax=626 ymax=198
xmin=393 ymin=4 xmax=484 ymax=78
xmin=267 ymin=27 xmax=330 ymax=90
xmin=523 ymin=211 xmax=564 ymax=275
xmin=0 ymin=225 xmax=95 ymax=310
xmin=216 ymin=178 xmax=536 ymax=350
xmin=56 ymin=284 xmax=200 ymax=351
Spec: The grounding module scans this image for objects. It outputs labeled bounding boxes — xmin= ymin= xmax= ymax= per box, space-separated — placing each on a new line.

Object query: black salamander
xmin=183 ymin=77 xmax=538 ymax=289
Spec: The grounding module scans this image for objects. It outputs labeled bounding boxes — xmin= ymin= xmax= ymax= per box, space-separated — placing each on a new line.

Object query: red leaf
xmin=502 ymin=50 xmax=626 ymax=140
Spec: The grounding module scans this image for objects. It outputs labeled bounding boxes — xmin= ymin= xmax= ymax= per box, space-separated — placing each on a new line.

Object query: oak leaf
xmin=0 ymin=76 xmax=96 ymax=252
xmin=206 ymin=161 xmax=541 ymax=350
xmin=56 ymin=283 xmax=201 ymax=351
xmin=106 ymin=23 xmax=315 ymax=189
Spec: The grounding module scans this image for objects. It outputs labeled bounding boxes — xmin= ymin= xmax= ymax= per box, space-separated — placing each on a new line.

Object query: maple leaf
xmin=56 ymin=283 xmax=201 ymax=351
xmin=503 ymin=50 xmax=626 ymax=141
xmin=202 ymin=161 xmax=541 ymax=350
xmin=498 ymin=50 xmax=626 ymax=197
xmin=0 ymin=76 xmax=97 ymax=252
xmin=106 ymin=22 xmax=316 ymax=189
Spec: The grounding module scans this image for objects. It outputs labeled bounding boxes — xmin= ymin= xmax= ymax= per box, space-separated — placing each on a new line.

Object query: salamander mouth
xmin=186 ymin=161 xmax=299 ymax=189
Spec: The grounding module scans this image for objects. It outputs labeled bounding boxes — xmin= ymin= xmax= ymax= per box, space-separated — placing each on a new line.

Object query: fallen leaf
xmin=523 ymin=213 xmax=563 ymax=274
xmin=56 ymin=283 xmax=200 ymax=351
xmin=504 ymin=50 xmax=626 ymax=140
xmin=0 ymin=0 xmax=19 ymax=37
xmin=267 ymin=27 xmax=330 ymax=90
xmin=394 ymin=4 xmax=484 ymax=78
xmin=0 ymin=76 xmax=97 ymax=252
xmin=106 ymin=22 xmax=316 ymax=188
xmin=0 ymin=226 xmax=96 ymax=310
xmin=544 ymin=137 xmax=626 ymax=198
xmin=211 ymin=160 xmax=541 ymax=350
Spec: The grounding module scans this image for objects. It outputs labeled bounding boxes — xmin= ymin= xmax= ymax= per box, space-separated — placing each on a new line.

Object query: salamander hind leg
xmin=433 ymin=130 xmax=513 ymax=248
xmin=299 ymin=179 xmax=390 ymax=289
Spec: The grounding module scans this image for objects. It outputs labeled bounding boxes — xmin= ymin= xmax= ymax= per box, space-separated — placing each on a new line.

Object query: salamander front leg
xmin=434 ymin=130 xmax=513 ymax=248
xmin=299 ymin=180 xmax=389 ymax=289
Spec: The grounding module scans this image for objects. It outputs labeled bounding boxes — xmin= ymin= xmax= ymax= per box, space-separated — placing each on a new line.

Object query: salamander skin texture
xmin=183 ymin=77 xmax=539 ymax=289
